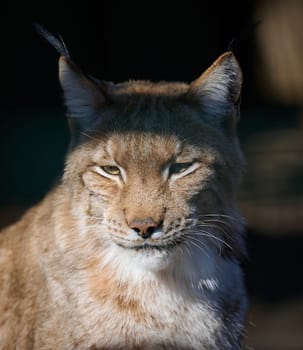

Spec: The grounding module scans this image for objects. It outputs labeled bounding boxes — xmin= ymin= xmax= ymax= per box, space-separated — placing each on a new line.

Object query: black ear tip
xmin=33 ymin=22 xmax=70 ymax=57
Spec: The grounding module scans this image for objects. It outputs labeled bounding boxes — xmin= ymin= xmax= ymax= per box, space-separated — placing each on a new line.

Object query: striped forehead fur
xmin=102 ymin=80 xmax=190 ymax=101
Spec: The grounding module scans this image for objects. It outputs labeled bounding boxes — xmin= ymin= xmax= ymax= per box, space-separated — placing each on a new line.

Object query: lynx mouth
xmin=116 ymin=239 xmax=182 ymax=252
xmin=134 ymin=242 xmax=177 ymax=251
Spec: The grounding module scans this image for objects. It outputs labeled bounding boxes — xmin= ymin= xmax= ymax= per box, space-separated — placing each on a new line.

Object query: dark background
xmin=1 ymin=1 xmax=303 ymax=349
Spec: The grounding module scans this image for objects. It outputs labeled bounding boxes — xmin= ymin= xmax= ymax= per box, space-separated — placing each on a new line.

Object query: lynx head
xmin=57 ymin=50 xmax=245 ymax=272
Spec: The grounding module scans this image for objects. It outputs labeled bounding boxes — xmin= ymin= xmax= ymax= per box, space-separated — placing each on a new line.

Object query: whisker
xmin=196 ymin=230 xmax=232 ymax=247
xmin=182 ymin=241 xmax=193 ymax=257
xmin=185 ymin=239 xmax=210 ymax=257
xmin=202 ymin=218 xmax=234 ymax=227
xmin=189 ymin=231 xmax=233 ymax=251
xmin=183 ymin=234 xmax=211 ymax=258
xmin=196 ymin=222 xmax=232 ymax=239
xmin=188 ymin=231 xmax=223 ymax=255
xmin=197 ymin=213 xmax=244 ymax=223
xmin=80 ymin=131 xmax=101 ymax=141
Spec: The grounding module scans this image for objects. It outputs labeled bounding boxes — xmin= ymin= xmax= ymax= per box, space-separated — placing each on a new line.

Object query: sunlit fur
xmin=0 ymin=52 xmax=248 ymax=349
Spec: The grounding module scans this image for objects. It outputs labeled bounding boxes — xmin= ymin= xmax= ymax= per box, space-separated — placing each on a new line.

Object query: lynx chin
xmin=0 ymin=28 xmax=248 ymax=349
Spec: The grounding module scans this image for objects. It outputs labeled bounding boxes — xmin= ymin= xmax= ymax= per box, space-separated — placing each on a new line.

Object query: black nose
xmin=129 ymin=218 xmax=159 ymax=239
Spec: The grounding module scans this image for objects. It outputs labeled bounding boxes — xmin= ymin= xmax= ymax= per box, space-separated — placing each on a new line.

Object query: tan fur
xmin=0 ymin=52 xmax=247 ymax=349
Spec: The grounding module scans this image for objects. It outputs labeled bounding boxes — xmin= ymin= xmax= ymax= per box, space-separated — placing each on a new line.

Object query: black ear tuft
xmin=33 ymin=23 xmax=69 ymax=57
xmin=34 ymin=23 xmax=107 ymax=136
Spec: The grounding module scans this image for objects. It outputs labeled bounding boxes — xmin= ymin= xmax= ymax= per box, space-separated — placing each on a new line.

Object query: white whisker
xmin=183 ymin=234 xmax=211 ymax=258
xmin=189 ymin=231 xmax=233 ymax=252
xmin=79 ymin=131 xmax=101 ymax=141
xmin=198 ymin=213 xmax=244 ymax=223
xmin=186 ymin=239 xmax=209 ymax=256
xmin=196 ymin=222 xmax=232 ymax=239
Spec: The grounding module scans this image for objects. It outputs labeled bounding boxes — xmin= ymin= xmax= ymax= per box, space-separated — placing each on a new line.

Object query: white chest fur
xmin=54 ymin=243 xmax=246 ymax=349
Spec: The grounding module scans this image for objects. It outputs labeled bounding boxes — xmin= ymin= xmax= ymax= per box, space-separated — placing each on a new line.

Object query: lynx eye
xmin=169 ymin=162 xmax=194 ymax=175
xmin=100 ymin=165 xmax=121 ymax=175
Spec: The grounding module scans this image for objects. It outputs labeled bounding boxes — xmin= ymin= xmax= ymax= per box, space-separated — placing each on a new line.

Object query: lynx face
xmin=69 ymin=131 xmax=218 ymax=270
xmin=61 ymin=53 xmax=245 ymax=271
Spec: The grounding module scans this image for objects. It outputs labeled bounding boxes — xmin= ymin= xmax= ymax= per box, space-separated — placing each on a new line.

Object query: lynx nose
xmin=129 ymin=218 xmax=159 ymax=239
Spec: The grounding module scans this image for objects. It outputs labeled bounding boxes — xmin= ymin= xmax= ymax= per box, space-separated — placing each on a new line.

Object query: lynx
xmin=0 ymin=28 xmax=248 ymax=349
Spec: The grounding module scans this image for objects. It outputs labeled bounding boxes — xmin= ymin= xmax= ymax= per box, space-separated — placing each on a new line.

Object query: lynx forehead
xmin=0 ymin=26 xmax=248 ymax=350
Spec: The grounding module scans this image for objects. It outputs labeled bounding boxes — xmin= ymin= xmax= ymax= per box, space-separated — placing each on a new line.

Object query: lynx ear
xmin=59 ymin=56 xmax=106 ymax=132
xmin=34 ymin=24 xmax=106 ymax=135
xmin=189 ymin=52 xmax=242 ymax=129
